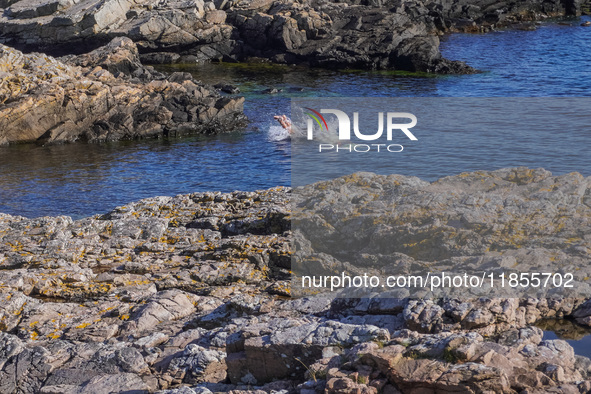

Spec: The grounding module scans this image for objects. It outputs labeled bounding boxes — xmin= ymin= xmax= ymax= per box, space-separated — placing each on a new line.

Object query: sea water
xmin=0 ymin=18 xmax=590 ymax=219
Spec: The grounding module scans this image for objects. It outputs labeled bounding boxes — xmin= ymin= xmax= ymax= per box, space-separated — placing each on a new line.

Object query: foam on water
xmin=267 ymin=125 xmax=290 ymax=141
xmin=268 ymin=119 xmax=341 ymax=143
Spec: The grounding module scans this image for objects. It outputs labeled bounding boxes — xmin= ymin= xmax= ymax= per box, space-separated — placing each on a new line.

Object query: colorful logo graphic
xmin=303 ymin=107 xmax=329 ymax=132
xmin=304 ymin=108 xmax=417 ymax=142
xmin=301 ymin=107 xmax=418 ymax=153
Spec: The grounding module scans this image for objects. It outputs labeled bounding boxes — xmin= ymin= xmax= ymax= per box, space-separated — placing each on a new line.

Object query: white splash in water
xmin=267 ymin=117 xmax=342 ymax=143
xmin=267 ymin=125 xmax=290 ymax=141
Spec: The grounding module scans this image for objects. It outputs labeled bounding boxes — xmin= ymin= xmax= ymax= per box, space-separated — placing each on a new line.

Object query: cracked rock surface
xmin=293 ymin=167 xmax=591 ymax=299
xmin=0 ymin=36 xmax=245 ymax=145
xmin=0 ymin=169 xmax=591 ymax=392
xmin=1 ymin=0 xmax=581 ymax=73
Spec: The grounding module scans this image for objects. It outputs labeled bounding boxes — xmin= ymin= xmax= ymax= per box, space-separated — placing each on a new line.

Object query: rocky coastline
xmin=1 ymin=0 xmax=588 ymax=144
xmin=0 ymin=0 xmax=587 ymax=73
xmin=0 ymin=37 xmax=245 ymax=145
xmin=1 ymin=168 xmax=591 ymax=393
xmin=1 ymin=0 xmax=591 ymax=392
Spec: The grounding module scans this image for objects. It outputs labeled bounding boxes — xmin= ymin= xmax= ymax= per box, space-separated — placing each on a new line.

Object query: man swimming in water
xmin=274 ymin=113 xmax=344 ymax=144
xmin=274 ymin=115 xmax=292 ymax=133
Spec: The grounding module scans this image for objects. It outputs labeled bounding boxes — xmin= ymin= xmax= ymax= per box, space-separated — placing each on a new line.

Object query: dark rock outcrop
xmin=430 ymin=0 xmax=583 ymax=32
xmin=0 ymin=37 xmax=245 ymax=145
xmin=1 ymin=0 xmax=580 ymax=74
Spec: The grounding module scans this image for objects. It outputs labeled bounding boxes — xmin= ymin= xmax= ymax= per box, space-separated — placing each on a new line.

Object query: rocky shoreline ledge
xmin=2 ymin=168 xmax=591 ymax=393
xmin=0 ymin=0 xmax=587 ymax=74
xmin=0 ymin=37 xmax=245 ymax=145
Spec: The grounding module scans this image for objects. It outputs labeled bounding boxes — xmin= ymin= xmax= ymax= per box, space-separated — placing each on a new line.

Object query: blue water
xmin=439 ymin=20 xmax=591 ymax=96
xmin=543 ymin=329 xmax=591 ymax=359
xmin=0 ymin=17 xmax=590 ymax=219
xmin=290 ymin=97 xmax=591 ymax=187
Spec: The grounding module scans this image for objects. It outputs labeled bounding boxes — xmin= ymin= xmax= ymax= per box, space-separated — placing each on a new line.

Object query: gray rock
xmin=127 ymin=290 xmax=197 ymax=333
xmin=293 ymin=169 xmax=591 ymax=300
xmin=165 ymin=344 xmax=226 ymax=385
xmin=0 ymin=332 xmax=24 ymax=370
xmin=0 ymin=0 xmax=582 ymax=73
xmin=73 ymin=373 xmax=150 ymax=393
xmin=0 ymin=171 xmax=589 ymax=392
xmin=0 ymin=346 xmax=61 ymax=393
xmin=0 ymin=39 xmax=245 ymax=145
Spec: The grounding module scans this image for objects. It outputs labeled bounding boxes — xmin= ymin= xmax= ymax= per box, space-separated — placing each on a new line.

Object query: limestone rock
xmin=128 ymin=290 xmax=197 ymax=333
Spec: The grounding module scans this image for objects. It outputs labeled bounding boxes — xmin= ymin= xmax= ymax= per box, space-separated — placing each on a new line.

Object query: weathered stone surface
xmin=165 ymin=344 xmax=226 ymax=385
xmin=352 ymin=330 xmax=587 ymax=394
xmin=0 ymin=0 xmax=582 ymax=73
xmin=0 ymin=37 xmax=245 ymax=145
xmin=0 ymin=170 xmax=590 ymax=392
xmin=0 ymin=1 xmax=540 ymax=73
xmin=293 ymin=168 xmax=591 ymax=300
xmin=0 ymin=0 xmax=583 ymax=74
xmin=74 ymin=373 xmax=151 ymax=393
xmin=127 ymin=289 xmax=197 ymax=333
xmin=64 ymin=36 xmax=145 ymax=76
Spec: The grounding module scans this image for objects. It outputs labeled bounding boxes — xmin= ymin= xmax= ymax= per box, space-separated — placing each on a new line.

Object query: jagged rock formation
xmin=0 ymin=37 xmax=245 ymax=145
xmin=1 ymin=0 xmax=581 ymax=73
xmin=1 ymin=169 xmax=591 ymax=392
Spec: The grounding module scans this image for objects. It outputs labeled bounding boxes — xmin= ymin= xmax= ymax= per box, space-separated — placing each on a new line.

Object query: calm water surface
xmin=1 ymin=17 xmax=590 ymax=219
xmin=536 ymin=319 xmax=591 ymax=359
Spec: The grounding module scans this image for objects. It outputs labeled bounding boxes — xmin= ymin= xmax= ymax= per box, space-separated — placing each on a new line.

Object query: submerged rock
xmin=213 ymin=83 xmax=240 ymax=94
xmin=0 ymin=37 xmax=245 ymax=145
